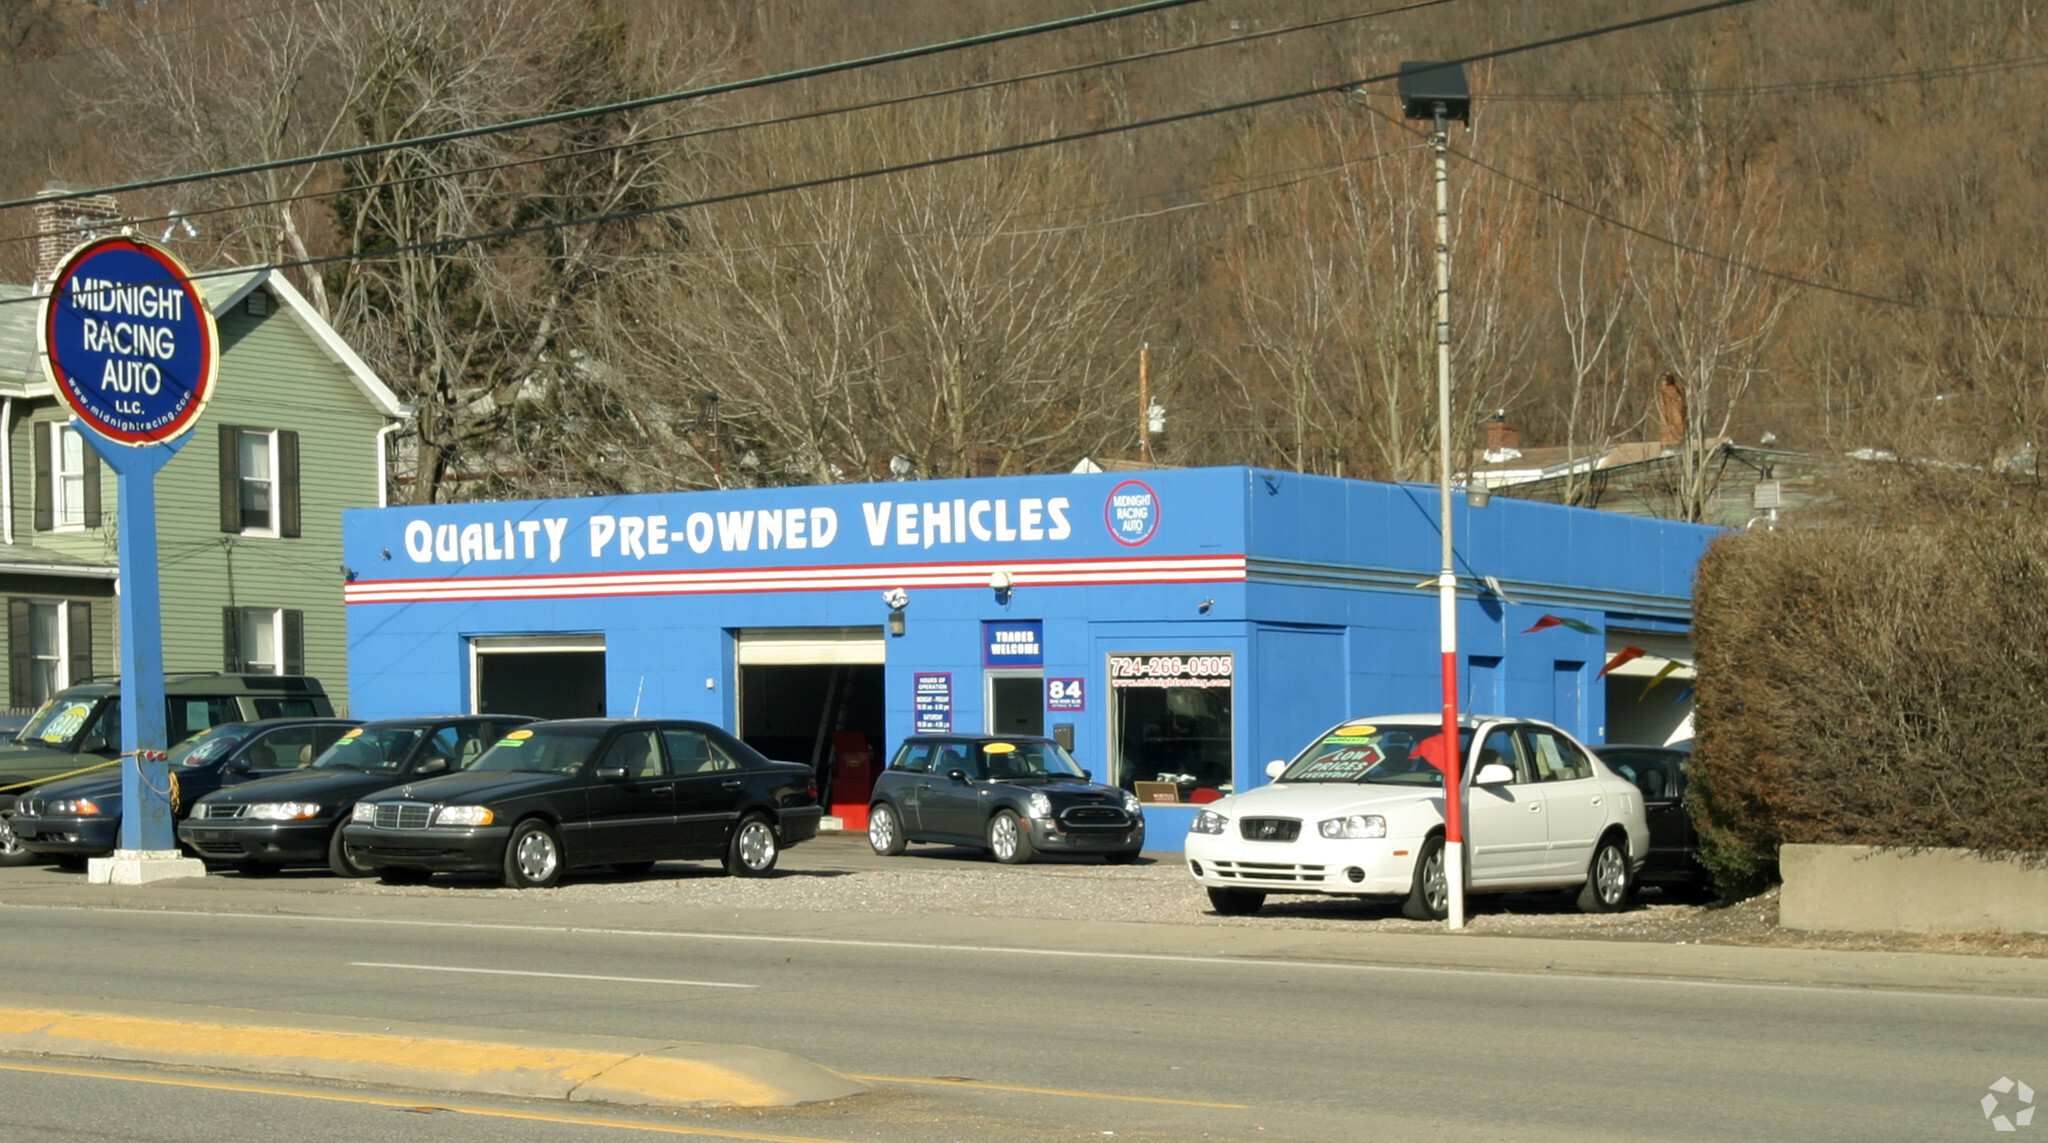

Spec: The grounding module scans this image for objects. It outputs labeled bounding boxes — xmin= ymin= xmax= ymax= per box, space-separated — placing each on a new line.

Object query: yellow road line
xmin=0 ymin=1057 xmax=860 ymax=1142
xmin=848 ymin=1072 xmax=1248 ymax=1109
xmin=0 ymin=1005 xmax=801 ymax=1106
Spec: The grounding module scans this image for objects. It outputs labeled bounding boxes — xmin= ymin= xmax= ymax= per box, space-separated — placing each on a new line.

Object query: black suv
xmin=0 ymin=674 xmax=335 ymax=864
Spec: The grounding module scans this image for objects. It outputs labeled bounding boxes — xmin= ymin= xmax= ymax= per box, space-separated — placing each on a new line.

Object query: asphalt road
xmin=0 ymin=855 xmax=2039 ymax=1142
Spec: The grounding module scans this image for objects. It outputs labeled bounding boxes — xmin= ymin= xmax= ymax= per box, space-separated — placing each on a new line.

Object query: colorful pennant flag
xmin=1408 ymin=732 xmax=1454 ymax=779
xmin=1639 ymin=660 xmax=1684 ymax=700
xmin=1521 ymin=614 xmax=1599 ymax=635
xmin=1598 ymin=646 xmax=1647 ymax=677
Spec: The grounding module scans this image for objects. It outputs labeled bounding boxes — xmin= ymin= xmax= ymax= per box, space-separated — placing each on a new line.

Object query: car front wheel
xmin=503 ymin=819 xmax=563 ymax=889
xmin=1206 ymin=887 xmax=1265 ymax=915
xmin=327 ymin=824 xmax=375 ymax=878
xmin=988 ymin=810 xmax=1034 ymax=864
xmin=0 ymin=814 xmax=39 ymax=867
xmin=1401 ymin=835 xmax=1450 ymax=921
xmin=1577 ymin=836 xmax=1633 ymax=913
xmin=867 ymin=802 xmax=906 ymax=856
xmin=725 ymin=814 xmax=779 ymax=877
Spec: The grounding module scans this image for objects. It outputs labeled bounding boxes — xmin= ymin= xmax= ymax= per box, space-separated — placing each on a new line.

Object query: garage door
xmin=734 ymin=627 xmax=886 ymax=666
xmin=470 ymin=634 xmax=606 ymax=720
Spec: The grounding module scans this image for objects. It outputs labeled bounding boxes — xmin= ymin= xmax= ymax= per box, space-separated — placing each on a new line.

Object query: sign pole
xmin=37 ymin=234 xmax=217 ymax=885
xmin=102 ymin=436 xmax=189 ymax=853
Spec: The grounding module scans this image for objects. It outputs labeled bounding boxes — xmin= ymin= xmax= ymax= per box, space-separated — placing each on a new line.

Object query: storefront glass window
xmin=1108 ymin=653 xmax=1233 ymax=797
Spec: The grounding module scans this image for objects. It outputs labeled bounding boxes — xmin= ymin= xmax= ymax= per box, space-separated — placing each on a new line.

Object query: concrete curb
xmin=0 ymin=991 xmax=863 ymax=1108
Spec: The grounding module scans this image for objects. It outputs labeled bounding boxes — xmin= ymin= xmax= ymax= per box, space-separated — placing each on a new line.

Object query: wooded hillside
xmin=3 ymin=0 xmax=2040 ymax=511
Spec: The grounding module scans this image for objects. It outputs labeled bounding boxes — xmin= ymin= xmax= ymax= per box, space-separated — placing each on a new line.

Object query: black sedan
xmin=1589 ymin=743 xmax=1708 ymax=894
xmin=341 ymin=719 xmax=823 ymax=888
xmin=12 ymin=718 xmax=360 ymax=869
xmin=867 ymin=735 xmax=1145 ymax=864
xmin=180 ymin=715 xmax=536 ymax=877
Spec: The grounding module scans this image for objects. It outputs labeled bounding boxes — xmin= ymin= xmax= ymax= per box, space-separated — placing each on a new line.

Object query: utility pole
xmin=1400 ymin=60 xmax=1472 ymax=931
xmin=1138 ymin=342 xmax=1153 ymax=465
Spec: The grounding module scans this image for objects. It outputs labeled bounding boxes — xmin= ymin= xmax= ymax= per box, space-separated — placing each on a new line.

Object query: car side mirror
xmin=1474 ymin=763 xmax=1516 ymax=786
xmin=1079 ymin=769 xmax=1092 ymax=782
xmin=222 ymin=757 xmax=251 ymax=775
xmin=79 ymin=735 xmax=108 ymax=755
xmin=947 ymin=769 xmax=968 ymax=783
xmin=595 ymin=766 xmax=628 ymax=781
xmin=415 ymin=757 xmax=449 ymax=776
xmin=1265 ymin=759 xmax=1287 ymax=779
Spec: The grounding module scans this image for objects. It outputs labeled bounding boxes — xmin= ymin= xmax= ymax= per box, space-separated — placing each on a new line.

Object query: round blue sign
xmin=39 ymin=237 xmax=217 ymax=445
xmin=1104 ymin=479 xmax=1160 ymax=546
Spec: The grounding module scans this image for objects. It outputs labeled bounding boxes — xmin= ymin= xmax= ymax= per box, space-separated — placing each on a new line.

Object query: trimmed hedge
xmin=1691 ymin=519 xmax=2048 ymax=898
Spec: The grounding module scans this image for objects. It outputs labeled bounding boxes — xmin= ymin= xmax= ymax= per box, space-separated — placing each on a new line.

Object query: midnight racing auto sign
xmin=39 ymin=236 xmax=217 ymax=445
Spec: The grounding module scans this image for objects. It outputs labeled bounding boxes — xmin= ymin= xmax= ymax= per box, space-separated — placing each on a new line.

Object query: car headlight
xmin=1190 ymin=808 xmax=1229 ymax=835
xmin=351 ymin=803 xmax=378 ymax=823
xmin=433 ymin=805 xmax=495 ymax=827
xmin=1318 ymin=814 xmax=1387 ymax=839
xmin=1121 ymin=791 xmax=1144 ymax=815
xmin=50 ymin=798 xmax=103 ymax=815
xmin=1026 ymin=792 xmax=1052 ymax=819
xmin=246 ymin=802 xmax=323 ymax=821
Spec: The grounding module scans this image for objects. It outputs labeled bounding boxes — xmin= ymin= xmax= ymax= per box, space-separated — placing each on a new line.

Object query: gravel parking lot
xmin=328 ymin=831 xmax=2048 ymax=959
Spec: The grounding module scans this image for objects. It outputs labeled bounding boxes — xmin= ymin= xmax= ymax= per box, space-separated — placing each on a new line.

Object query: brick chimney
xmin=1657 ymin=374 xmax=1688 ymax=448
xmin=33 ymin=184 xmax=123 ymax=292
xmin=1484 ymin=414 xmax=1521 ymax=453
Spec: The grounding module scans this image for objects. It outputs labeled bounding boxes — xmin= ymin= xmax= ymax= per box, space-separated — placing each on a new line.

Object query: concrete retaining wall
xmin=1780 ymin=844 xmax=2048 ymax=934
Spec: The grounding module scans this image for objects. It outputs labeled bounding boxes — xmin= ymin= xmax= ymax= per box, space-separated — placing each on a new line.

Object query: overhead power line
xmin=0 ymin=0 xmax=1765 ymax=309
xmin=0 ymin=0 xmax=1460 ymax=249
xmin=1 ymin=0 xmax=1213 ymax=214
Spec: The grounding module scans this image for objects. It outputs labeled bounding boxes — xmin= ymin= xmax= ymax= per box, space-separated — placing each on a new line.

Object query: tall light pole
xmin=1399 ymin=59 xmax=1471 ymax=930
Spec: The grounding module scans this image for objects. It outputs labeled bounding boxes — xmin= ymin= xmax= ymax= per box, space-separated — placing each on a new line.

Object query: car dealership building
xmin=341 ymin=467 xmax=1716 ymax=848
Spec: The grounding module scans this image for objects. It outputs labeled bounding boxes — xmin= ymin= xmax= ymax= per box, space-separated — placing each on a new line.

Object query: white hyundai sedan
xmin=1184 ymin=714 xmax=1648 ymax=919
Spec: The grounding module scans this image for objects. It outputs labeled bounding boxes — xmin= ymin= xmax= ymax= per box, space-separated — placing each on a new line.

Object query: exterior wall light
xmin=883 ymin=588 xmax=908 ymax=636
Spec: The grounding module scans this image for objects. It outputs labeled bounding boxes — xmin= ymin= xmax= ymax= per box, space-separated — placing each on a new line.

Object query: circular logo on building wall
xmin=38 ymin=235 xmax=218 ymax=446
xmin=1104 ymin=480 xmax=1159 ymax=546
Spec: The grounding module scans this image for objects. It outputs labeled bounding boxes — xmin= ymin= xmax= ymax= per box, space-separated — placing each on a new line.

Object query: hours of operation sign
xmin=40 ymin=236 xmax=217 ymax=445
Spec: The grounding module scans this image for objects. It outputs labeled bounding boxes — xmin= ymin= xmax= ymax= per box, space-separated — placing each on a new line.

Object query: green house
xmin=0 ymin=268 xmax=406 ymax=715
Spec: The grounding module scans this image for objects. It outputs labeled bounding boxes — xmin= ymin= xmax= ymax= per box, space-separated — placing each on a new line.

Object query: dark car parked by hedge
xmin=12 ymin=717 xmax=360 ymax=869
xmin=181 ymin=715 xmax=535 ymax=877
xmin=342 ymin=719 xmax=822 ymax=888
xmin=1589 ymin=743 xmax=1707 ymax=894
xmin=868 ymin=735 xmax=1145 ymax=864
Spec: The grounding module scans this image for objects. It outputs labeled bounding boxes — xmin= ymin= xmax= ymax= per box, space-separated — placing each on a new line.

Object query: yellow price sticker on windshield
xmin=506 ymin=729 xmax=534 ymax=740
xmin=339 ymin=728 xmax=363 ymax=740
xmin=982 ymin=742 xmax=1017 ymax=754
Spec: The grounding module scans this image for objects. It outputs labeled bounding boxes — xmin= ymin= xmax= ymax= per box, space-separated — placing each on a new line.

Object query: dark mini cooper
xmin=181 ymin=715 xmax=536 ymax=877
xmin=12 ymin=718 xmax=360 ymax=868
xmin=341 ymin=719 xmax=823 ymax=888
xmin=868 ymin=735 xmax=1145 ymax=864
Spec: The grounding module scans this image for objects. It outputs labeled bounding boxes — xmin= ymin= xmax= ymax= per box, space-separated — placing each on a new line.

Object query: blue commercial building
xmin=342 ymin=467 xmax=1716 ymax=850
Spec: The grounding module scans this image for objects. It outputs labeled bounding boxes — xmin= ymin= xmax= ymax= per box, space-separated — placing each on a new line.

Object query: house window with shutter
xmin=218 ymin=425 xmax=300 ymax=538
xmin=7 ymin=598 xmax=91 ymax=709
xmin=33 ymin=424 xmax=101 ymax=533
xmin=223 ymin=607 xmax=304 ymax=676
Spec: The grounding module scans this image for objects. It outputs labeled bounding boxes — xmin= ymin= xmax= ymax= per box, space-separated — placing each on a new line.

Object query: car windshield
xmin=980 ymin=741 xmax=1088 ymax=780
xmin=172 ymin=724 xmax=254 ymax=768
xmin=1277 ymin=724 xmax=1475 ymax=787
xmin=17 ymin=695 xmax=102 ymax=746
xmin=468 ymin=727 xmax=602 ymax=774
xmin=312 ymin=726 xmax=425 ymax=772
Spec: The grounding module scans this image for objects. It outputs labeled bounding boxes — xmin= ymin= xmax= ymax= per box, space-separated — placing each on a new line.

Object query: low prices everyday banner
xmin=1107 ymin=653 xmax=1233 ymax=689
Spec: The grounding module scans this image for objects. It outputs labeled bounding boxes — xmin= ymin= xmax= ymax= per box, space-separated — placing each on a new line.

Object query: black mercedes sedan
xmin=867 ymin=735 xmax=1145 ymax=864
xmin=180 ymin=715 xmax=536 ymax=877
xmin=13 ymin=718 xmax=360 ymax=869
xmin=341 ymin=719 xmax=822 ymax=888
